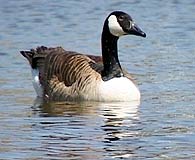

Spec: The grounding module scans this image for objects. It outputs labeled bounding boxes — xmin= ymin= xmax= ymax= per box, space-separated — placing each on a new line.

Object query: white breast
xmin=98 ymin=77 xmax=140 ymax=102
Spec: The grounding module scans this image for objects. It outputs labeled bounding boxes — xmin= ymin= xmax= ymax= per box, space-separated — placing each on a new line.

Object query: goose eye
xmin=118 ymin=15 xmax=125 ymax=21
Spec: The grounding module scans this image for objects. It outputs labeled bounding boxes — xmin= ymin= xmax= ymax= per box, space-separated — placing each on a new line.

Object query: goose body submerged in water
xmin=21 ymin=11 xmax=146 ymax=102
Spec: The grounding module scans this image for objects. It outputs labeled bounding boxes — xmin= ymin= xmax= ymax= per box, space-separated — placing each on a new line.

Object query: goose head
xmin=101 ymin=11 xmax=146 ymax=81
xmin=105 ymin=11 xmax=146 ymax=38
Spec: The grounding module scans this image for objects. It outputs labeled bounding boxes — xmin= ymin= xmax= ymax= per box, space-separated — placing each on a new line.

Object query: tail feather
xmin=20 ymin=46 xmax=49 ymax=69
xmin=20 ymin=46 xmax=50 ymax=97
xmin=20 ymin=46 xmax=66 ymax=85
xmin=20 ymin=50 xmax=34 ymax=67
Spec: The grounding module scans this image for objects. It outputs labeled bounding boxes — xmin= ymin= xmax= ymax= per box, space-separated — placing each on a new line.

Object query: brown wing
xmin=21 ymin=46 xmax=67 ymax=84
xmin=21 ymin=46 xmax=104 ymax=100
xmin=43 ymin=50 xmax=103 ymax=86
xmin=29 ymin=47 xmax=103 ymax=100
xmin=87 ymin=54 xmax=102 ymax=63
xmin=21 ymin=46 xmax=102 ymax=85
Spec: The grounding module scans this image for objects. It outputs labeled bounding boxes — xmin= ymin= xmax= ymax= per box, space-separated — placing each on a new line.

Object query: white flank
xmin=108 ymin=15 xmax=126 ymax=37
xmin=31 ymin=69 xmax=43 ymax=97
xmin=98 ymin=77 xmax=140 ymax=102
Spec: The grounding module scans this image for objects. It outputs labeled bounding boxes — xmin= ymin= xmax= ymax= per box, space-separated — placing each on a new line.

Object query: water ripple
xmin=0 ymin=0 xmax=195 ymax=159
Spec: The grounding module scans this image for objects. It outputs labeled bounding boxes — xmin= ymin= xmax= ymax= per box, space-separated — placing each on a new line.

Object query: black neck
xmin=101 ymin=26 xmax=123 ymax=81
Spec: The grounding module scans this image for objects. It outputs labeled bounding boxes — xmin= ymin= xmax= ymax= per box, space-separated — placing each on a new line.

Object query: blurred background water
xmin=0 ymin=0 xmax=195 ymax=159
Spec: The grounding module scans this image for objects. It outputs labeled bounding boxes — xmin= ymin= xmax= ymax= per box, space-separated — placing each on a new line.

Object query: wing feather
xmin=38 ymin=48 xmax=102 ymax=100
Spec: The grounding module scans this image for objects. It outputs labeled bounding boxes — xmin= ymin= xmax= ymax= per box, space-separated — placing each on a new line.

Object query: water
xmin=0 ymin=0 xmax=195 ymax=159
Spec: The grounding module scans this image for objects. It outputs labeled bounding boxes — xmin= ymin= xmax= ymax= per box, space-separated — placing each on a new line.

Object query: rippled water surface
xmin=0 ymin=0 xmax=195 ymax=159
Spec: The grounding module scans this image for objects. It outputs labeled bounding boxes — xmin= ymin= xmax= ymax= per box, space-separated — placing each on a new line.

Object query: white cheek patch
xmin=108 ymin=15 xmax=126 ymax=37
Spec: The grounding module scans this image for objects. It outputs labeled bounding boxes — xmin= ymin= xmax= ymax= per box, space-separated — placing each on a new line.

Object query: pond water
xmin=0 ymin=0 xmax=195 ymax=159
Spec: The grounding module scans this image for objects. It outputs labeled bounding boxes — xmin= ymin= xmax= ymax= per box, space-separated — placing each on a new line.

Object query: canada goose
xmin=21 ymin=11 xmax=146 ymax=102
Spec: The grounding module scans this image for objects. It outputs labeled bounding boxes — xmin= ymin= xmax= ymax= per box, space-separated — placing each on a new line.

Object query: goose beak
xmin=127 ymin=22 xmax=146 ymax=38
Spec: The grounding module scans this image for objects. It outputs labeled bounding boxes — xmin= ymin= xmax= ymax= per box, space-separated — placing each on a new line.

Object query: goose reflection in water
xmin=32 ymin=99 xmax=140 ymax=159
xmin=99 ymin=102 xmax=141 ymax=159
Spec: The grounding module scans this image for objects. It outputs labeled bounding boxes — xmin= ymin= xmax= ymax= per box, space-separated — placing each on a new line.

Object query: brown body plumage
xmin=21 ymin=46 xmax=135 ymax=101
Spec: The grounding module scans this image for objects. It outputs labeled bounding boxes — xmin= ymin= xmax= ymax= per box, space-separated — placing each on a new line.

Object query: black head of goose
xmin=20 ymin=11 xmax=146 ymax=102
